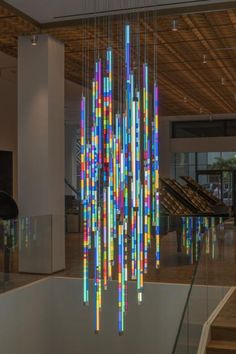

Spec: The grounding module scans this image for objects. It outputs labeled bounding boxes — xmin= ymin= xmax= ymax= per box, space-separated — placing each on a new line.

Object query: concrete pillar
xmin=18 ymin=34 xmax=65 ymax=273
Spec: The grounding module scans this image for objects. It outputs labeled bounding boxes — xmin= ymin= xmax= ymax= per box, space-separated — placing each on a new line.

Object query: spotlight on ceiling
xmin=203 ymin=54 xmax=207 ymax=64
xmin=31 ymin=35 xmax=38 ymax=46
xmin=172 ymin=19 xmax=178 ymax=32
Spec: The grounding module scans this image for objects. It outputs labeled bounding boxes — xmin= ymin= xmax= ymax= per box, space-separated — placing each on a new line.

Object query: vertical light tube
xmin=81 ymin=95 xmax=89 ymax=305
xmin=131 ymin=95 xmax=136 ymax=208
xmin=97 ymin=59 xmax=102 ymax=166
xmin=137 ymin=185 xmax=144 ymax=304
xmin=107 ymin=48 xmax=114 ymax=273
xmin=118 ymin=222 xmax=125 ymax=334
xmin=154 ymin=82 xmax=160 ymax=269
xmin=182 ymin=217 xmax=187 ymax=249
xmin=91 ymin=81 xmax=96 ymax=233
xmin=103 ymin=188 xmax=108 ymax=290
xmin=211 ymin=217 xmax=216 ymax=259
xmin=81 ymin=96 xmax=86 ymax=201
xmin=143 ymin=63 xmax=151 ymax=273
xmin=88 ymin=144 xmax=92 ymax=249
xmin=125 ymin=25 xmax=132 ymax=175
xmin=204 ymin=217 xmax=210 ymax=255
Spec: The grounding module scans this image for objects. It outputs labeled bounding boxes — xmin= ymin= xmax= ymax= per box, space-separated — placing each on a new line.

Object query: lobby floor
xmin=0 ymin=220 xmax=236 ymax=293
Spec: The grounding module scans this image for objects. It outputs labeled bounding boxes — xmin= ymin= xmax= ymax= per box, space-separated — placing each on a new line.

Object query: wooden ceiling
xmin=1 ymin=2 xmax=236 ymax=116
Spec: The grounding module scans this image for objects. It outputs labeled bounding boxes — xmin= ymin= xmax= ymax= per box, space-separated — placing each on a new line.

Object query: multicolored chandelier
xmin=80 ymin=24 xmax=160 ymax=334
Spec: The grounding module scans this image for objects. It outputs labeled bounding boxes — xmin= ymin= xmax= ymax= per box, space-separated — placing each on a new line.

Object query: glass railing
xmin=63 ymin=215 xmax=213 ymax=285
xmin=172 ymin=217 xmax=233 ymax=354
xmin=0 ymin=215 xmax=57 ymax=293
xmin=0 ymin=213 xmax=233 ymax=353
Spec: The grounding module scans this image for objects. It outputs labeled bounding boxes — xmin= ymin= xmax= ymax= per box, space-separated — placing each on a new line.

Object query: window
xmin=172 ymin=119 xmax=236 ymax=138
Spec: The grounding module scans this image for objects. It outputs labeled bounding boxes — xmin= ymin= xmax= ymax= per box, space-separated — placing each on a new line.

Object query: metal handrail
xmin=65 ymin=178 xmax=80 ymax=198
xmin=171 ymin=227 xmax=206 ymax=353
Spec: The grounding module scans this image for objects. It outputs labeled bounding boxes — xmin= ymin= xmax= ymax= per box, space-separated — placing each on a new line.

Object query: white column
xmin=18 ymin=34 xmax=65 ymax=273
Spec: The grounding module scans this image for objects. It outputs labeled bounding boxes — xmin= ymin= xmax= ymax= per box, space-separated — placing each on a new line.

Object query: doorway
xmin=0 ymin=151 xmax=13 ymax=196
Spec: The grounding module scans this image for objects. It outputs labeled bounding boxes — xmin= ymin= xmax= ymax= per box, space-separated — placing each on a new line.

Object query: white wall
xmin=0 ymin=277 xmax=230 ymax=354
xmin=0 ymin=277 xmax=189 ymax=354
xmin=0 ymin=279 xmax=53 ymax=354
xmin=160 ymin=113 xmax=236 ymax=178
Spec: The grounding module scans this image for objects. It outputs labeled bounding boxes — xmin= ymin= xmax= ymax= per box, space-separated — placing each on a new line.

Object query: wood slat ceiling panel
xmin=0 ymin=4 xmax=236 ymax=115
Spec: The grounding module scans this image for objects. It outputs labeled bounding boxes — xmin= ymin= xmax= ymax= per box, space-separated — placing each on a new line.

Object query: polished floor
xmin=62 ymin=230 xmax=195 ymax=284
xmin=0 ymin=220 xmax=236 ymax=293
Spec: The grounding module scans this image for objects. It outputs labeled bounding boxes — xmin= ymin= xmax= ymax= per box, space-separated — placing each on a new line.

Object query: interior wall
xmin=0 ymin=279 xmax=53 ymax=354
xmin=51 ymin=278 xmax=189 ymax=354
xmin=0 ymin=277 xmax=230 ymax=354
xmin=0 ymin=278 xmax=189 ymax=354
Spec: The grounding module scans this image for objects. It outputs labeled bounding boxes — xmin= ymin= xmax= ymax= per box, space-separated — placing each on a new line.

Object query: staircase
xmin=207 ymin=290 xmax=236 ymax=353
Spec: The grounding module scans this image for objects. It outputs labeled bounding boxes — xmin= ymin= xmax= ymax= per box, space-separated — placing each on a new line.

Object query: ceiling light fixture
xmin=172 ymin=19 xmax=178 ymax=32
xmin=221 ymin=77 xmax=225 ymax=85
xmin=203 ymin=54 xmax=207 ymax=64
xmin=31 ymin=35 xmax=38 ymax=46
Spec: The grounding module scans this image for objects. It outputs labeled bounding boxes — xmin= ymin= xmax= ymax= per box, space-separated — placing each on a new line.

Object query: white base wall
xmin=0 ymin=280 xmax=53 ymax=354
xmin=0 ymin=277 xmax=229 ymax=354
xmin=51 ymin=278 xmax=189 ymax=354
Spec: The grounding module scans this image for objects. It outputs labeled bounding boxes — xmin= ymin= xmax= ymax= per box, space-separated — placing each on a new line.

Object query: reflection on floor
xmin=62 ymin=231 xmax=195 ymax=284
xmin=0 ymin=220 xmax=236 ymax=293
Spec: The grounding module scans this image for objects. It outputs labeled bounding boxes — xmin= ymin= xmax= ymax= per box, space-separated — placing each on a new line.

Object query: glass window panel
xmin=172 ymin=120 xmax=225 ymax=138
xmin=226 ymin=120 xmax=236 ymax=136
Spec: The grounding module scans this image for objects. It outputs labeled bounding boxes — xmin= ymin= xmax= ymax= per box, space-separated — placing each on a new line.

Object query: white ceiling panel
xmin=4 ymin=0 xmax=235 ymax=23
